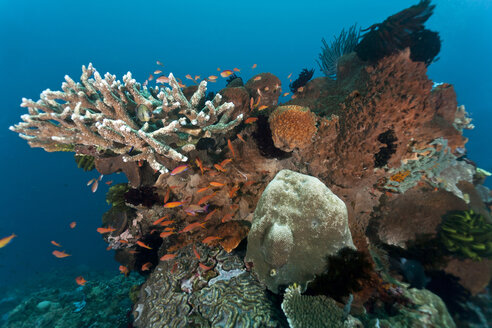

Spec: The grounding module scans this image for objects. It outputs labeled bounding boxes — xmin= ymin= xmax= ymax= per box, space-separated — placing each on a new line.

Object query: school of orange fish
xmin=1 ymin=61 xmax=298 ymax=285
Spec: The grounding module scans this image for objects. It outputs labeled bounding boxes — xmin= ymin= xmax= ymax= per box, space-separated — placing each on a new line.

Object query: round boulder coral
xmin=245 ymin=170 xmax=355 ymax=293
xmin=268 ymin=105 xmax=317 ymax=152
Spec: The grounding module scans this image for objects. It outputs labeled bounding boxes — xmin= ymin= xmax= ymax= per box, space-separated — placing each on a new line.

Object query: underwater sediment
xmin=9 ymin=1 xmax=492 ymax=327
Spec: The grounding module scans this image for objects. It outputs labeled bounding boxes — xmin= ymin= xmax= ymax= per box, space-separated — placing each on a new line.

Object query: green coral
xmin=74 ymin=154 xmax=95 ymax=171
xmin=106 ymin=183 xmax=130 ymax=207
xmin=439 ymin=210 xmax=492 ymax=261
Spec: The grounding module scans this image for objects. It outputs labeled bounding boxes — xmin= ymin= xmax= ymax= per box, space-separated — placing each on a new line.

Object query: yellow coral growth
xmin=389 ymin=170 xmax=411 ymax=183
xmin=268 ymin=105 xmax=317 ymax=152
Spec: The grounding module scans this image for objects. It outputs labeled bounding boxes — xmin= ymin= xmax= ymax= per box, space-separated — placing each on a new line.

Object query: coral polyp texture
xmin=10 ymin=63 xmax=243 ymax=173
xmin=269 ymin=105 xmax=318 ymax=152
xmin=246 ymin=170 xmax=355 ymax=293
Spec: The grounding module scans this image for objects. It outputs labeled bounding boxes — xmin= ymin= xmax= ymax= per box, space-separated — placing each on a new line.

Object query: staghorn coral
xmin=269 ymin=105 xmax=317 ymax=152
xmin=10 ymin=63 xmax=243 ymax=173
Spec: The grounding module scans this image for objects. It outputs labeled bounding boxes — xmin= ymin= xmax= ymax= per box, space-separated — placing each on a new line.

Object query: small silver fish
xmin=136 ymin=104 xmax=152 ymax=122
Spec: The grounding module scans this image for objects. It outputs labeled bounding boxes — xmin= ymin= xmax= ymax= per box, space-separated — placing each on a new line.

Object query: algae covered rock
xmin=246 ymin=169 xmax=355 ymax=293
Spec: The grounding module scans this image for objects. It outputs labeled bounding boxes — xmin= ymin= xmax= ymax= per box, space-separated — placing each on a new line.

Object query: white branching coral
xmin=10 ymin=63 xmax=243 ymax=173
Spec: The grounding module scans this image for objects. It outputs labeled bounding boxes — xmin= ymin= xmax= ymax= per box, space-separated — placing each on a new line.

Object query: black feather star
xmin=355 ymin=0 xmax=440 ymax=65
xmin=289 ymin=68 xmax=314 ymax=93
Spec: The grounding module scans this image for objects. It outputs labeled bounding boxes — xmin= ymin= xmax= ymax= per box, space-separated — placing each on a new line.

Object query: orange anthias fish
xmin=119 ymin=265 xmax=129 ymax=276
xmin=237 ymin=134 xmax=246 ymax=143
xmin=136 ymin=241 xmax=152 ymax=249
xmin=197 ymin=186 xmax=209 ymax=193
xmin=170 ymin=164 xmax=188 ymax=176
xmin=220 ymin=70 xmax=234 ymax=78
xmin=251 ymin=64 xmax=257 ymax=69
xmin=52 ymin=250 xmax=71 ymax=258
xmin=253 ymin=76 xmax=262 ymax=81
xmin=220 ymin=158 xmax=232 ymax=167
xmin=209 ymin=181 xmax=225 ymax=187
xmin=283 ymin=92 xmax=290 ymax=97
xmin=152 ymin=215 xmax=169 ymax=225
xmin=185 ymin=74 xmax=194 ymax=81
xmin=156 ymin=75 xmax=170 ymax=83
xmin=160 ymin=231 xmax=174 ymax=238
xmin=75 ymin=276 xmax=87 ymax=286
xmin=148 ymin=74 xmax=154 ymax=81
xmin=154 ymin=70 xmax=162 ymax=74
xmin=97 ymin=227 xmax=116 ymax=234
xmin=258 ymin=105 xmax=268 ymax=111
xmin=197 ymin=192 xmax=216 ymax=205
xmin=156 ymin=60 xmax=164 ymax=66
xmin=160 ymin=253 xmax=177 ymax=261
xmin=179 ymin=221 xmax=206 ymax=233
xmin=51 ymin=240 xmax=62 ymax=247
xmin=105 ymin=180 xmax=113 ymax=185
xmin=141 ymin=262 xmax=152 ymax=271
xmin=214 ymin=164 xmax=226 ymax=172
xmin=91 ymin=179 xmax=99 ymax=193
xmin=199 ymin=263 xmax=213 ymax=272
xmin=195 ymin=157 xmax=205 ymax=175
xmin=202 ymin=236 xmax=222 ymax=244
xmin=204 ymin=208 xmax=217 ymax=221
xmin=160 ymin=220 xmax=175 ymax=227
xmin=244 ymin=117 xmax=258 ymax=124
xmin=233 ymin=67 xmax=240 ymax=72
xmin=193 ymin=243 xmax=201 ymax=260
xmin=227 ymin=139 xmax=235 ymax=159
xmin=70 ymin=221 xmax=77 ymax=229
xmin=164 ymin=201 xmax=184 ymax=208
xmin=229 ymin=186 xmax=240 ymax=198
xmin=0 ymin=234 xmax=16 ymax=248
xmin=287 ymin=73 xmax=292 ymax=79
xmin=221 ymin=213 xmax=233 ymax=223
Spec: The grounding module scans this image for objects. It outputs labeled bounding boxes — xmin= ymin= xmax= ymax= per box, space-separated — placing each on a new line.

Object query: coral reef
xmin=2 ymin=273 xmax=143 ymax=328
xmin=245 ymin=170 xmax=355 ymax=293
xmin=132 ymin=245 xmax=285 ymax=327
xmin=317 ymin=24 xmax=360 ymax=79
xmin=268 ymin=105 xmax=317 ymax=152
xmin=9 ymin=2 xmax=492 ymax=326
xmin=10 ymin=63 xmax=243 ymax=173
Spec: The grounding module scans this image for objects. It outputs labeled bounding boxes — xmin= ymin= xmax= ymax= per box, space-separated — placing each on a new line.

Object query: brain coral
xmin=268 ymin=105 xmax=317 ymax=152
xmin=245 ymin=170 xmax=355 ymax=293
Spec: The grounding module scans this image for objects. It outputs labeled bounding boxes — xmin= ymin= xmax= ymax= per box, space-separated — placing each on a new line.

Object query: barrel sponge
xmin=268 ymin=105 xmax=317 ymax=152
xmin=245 ymin=170 xmax=355 ymax=293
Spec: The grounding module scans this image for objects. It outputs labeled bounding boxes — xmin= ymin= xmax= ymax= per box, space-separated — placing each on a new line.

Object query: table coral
xmin=10 ymin=63 xmax=243 ymax=173
xmin=269 ymin=105 xmax=318 ymax=152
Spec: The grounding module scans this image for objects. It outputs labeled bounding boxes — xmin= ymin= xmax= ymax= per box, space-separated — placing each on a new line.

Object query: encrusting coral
xmin=10 ymin=63 xmax=243 ymax=173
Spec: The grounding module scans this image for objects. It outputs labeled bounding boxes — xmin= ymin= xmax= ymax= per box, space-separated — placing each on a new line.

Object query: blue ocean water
xmin=0 ymin=0 xmax=491 ymax=317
